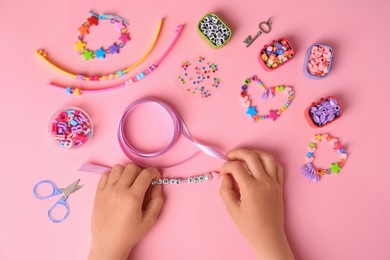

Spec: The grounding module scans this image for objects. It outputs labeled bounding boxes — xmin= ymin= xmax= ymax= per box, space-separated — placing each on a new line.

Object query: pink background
xmin=1 ymin=0 xmax=389 ymax=259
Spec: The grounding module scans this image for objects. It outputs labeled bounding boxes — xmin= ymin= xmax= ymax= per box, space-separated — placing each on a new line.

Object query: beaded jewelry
xmin=76 ymin=10 xmax=130 ymax=60
xmin=46 ymin=24 xmax=184 ymax=95
xmin=37 ymin=19 xmax=163 ymax=81
xmin=240 ymin=75 xmax=294 ymax=121
xmin=79 ymin=97 xmax=227 ymax=186
xmin=300 ymin=133 xmax=348 ymax=182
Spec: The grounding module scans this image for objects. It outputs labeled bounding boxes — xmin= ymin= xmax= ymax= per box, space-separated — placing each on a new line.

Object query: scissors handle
xmin=48 ymin=196 xmax=70 ymax=223
xmin=33 ymin=180 xmax=63 ymax=200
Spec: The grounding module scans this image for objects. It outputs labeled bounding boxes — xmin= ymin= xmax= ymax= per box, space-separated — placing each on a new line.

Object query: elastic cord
xmin=117 ymin=98 xmax=227 ymax=168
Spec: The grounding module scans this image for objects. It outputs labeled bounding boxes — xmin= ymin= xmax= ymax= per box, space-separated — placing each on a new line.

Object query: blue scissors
xmin=33 ymin=179 xmax=83 ymax=223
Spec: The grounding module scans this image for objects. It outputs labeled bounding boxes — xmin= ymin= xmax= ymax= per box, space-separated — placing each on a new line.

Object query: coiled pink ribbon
xmin=80 ymin=97 xmax=227 ymax=173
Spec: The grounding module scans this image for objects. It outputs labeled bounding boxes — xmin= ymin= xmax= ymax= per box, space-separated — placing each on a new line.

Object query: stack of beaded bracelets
xmin=240 ymin=75 xmax=294 ymax=121
xmin=151 ymin=171 xmax=220 ymax=185
xmin=301 ymin=133 xmax=348 ymax=182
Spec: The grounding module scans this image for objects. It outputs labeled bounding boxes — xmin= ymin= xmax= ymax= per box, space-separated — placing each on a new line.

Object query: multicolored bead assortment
xmin=198 ymin=13 xmax=232 ymax=48
xmin=177 ymin=56 xmax=221 ymax=98
xmin=240 ymin=75 xmax=294 ymax=121
xmin=49 ymin=107 xmax=93 ymax=149
xmin=151 ymin=171 xmax=220 ymax=185
xmin=300 ymin=133 xmax=347 ymax=182
xmin=258 ymin=38 xmax=295 ymax=70
xmin=75 ymin=11 xmax=130 ymax=61
xmin=308 ymin=97 xmax=342 ymax=127
xmin=306 ymin=44 xmax=333 ymax=78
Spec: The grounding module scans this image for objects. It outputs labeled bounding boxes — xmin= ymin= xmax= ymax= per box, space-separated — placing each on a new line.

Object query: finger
xmin=143 ymin=184 xmax=164 ymax=224
xmin=276 ymin=164 xmax=284 ymax=186
xmin=107 ymin=164 xmax=125 ymax=186
xmin=118 ymin=163 xmax=143 ymax=187
xmin=219 ymin=174 xmax=240 ymax=213
xmin=97 ymin=172 xmax=109 ymax=191
xmin=220 ymin=161 xmax=252 ymax=190
xmin=131 ymin=168 xmax=161 ymax=199
xmin=255 ymin=151 xmax=277 ymax=180
xmin=226 ymin=149 xmax=268 ymax=181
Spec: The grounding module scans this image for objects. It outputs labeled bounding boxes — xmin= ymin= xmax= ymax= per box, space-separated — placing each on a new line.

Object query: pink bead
xmin=243 ymin=100 xmax=251 ymax=107
xmin=308 ymin=147 xmax=316 ymax=153
xmin=330 ymin=138 xmax=339 ymax=146
xmin=340 ymin=153 xmax=348 ymax=159
xmin=240 ymin=96 xmax=249 ymax=102
xmin=211 ymin=171 xmax=220 ymax=180
xmin=306 ymin=156 xmax=314 ymax=163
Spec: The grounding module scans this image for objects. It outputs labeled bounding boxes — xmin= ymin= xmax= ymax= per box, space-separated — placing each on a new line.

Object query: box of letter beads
xmin=305 ymin=96 xmax=343 ymax=128
xmin=49 ymin=107 xmax=93 ymax=149
xmin=258 ymin=38 xmax=295 ymax=71
xmin=198 ymin=13 xmax=232 ymax=48
xmin=304 ymin=44 xmax=333 ymax=79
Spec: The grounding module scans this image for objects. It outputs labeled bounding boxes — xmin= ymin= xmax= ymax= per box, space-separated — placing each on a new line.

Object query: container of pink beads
xmin=49 ymin=107 xmax=93 ymax=149
xmin=304 ymin=43 xmax=333 ymax=79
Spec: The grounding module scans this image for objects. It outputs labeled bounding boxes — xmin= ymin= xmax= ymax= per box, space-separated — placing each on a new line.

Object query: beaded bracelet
xmin=36 ymin=19 xmax=163 ymax=81
xmin=76 ymin=10 xmax=130 ymax=60
xmin=300 ymin=133 xmax=348 ymax=182
xmin=151 ymin=171 xmax=220 ymax=185
xmin=47 ymin=24 xmax=184 ymax=95
xmin=79 ymin=97 xmax=227 ymax=186
xmin=240 ymin=75 xmax=294 ymax=121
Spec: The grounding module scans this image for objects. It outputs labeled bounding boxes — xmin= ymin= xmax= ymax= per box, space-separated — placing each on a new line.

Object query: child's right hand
xmin=219 ymin=149 xmax=294 ymax=260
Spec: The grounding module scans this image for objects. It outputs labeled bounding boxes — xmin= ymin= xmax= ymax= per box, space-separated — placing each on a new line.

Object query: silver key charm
xmin=243 ymin=18 xmax=272 ymax=47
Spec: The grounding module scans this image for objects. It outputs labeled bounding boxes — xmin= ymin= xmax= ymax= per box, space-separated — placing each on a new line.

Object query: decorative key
xmin=243 ymin=18 xmax=272 ymax=47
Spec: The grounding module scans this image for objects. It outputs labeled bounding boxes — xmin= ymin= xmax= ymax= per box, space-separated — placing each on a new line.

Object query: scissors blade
xmin=63 ymin=179 xmax=83 ymax=196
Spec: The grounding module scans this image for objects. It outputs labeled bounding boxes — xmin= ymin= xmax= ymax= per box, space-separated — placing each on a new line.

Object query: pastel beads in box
xmin=258 ymin=38 xmax=295 ymax=71
xmin=305 ymin=96 xmax=343 ymax=128
xmin=304 ymin=44 xmax=333 ymax=79
xmin=49 ymin=107 xmax=93 ymax=149
xmin=198 ymin=13 xmax=232 ymax=48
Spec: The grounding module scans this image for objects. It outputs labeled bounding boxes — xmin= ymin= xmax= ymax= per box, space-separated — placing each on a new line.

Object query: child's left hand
xmin=88 ymin=164 xmax=164 ymax=260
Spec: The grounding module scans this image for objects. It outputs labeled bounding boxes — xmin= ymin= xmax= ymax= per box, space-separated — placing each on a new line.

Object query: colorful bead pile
xmin=259 ymin=38 xmax=294 ymax=69
xmin=306 ymin=44 xmax=333 ymax=77
xmin=198 ymin=13 xmax=232 ymax=48
xmin=240 ymin=75 xmax=294 ymax=121
xmin=301 ymin=134 xmax=347 ymax=182
xmin=151 ymin=171 xmax=220 ymax=185
xmin=309 ymin=97 xmax=342 ymax=127
xmin=50 ymin=107 xmax=93 ymax=148
xmin=75 ymin=11 xmax=130 ymax=61
xmin=177 ymin=56 xmax=221 ymax=98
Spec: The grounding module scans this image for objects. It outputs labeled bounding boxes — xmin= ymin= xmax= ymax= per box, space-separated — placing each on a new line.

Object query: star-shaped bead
xmin=74 ymin=40 xmax=86 ymax=52
xmin=330 ymin=163 xmax=341 ymax=174
xmin=246 ymin=106 xmax=257 ymax=117
xmin=95 ymin=48 xmax=106 ymax=59
xmin=268 ymin=110 xmax=279 ymax=121
xmin=78 ymin=24 xmax=89 ymax=35
xmin=118 ymin=33 xmax=130 ymax=44
xmin=87 ymin=16 xmax=99 ymax=26
xmin=108 ymin=43 xmax=120 ymax=54
xmin=83 ymin=49 xmax=93 ymax=60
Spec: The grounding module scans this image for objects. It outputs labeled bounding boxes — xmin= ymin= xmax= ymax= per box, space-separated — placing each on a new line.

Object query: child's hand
xmin=219 ymin=149 xmax=294 ymax=260
xmin=88 ymin=164 xmax=164 ymax=260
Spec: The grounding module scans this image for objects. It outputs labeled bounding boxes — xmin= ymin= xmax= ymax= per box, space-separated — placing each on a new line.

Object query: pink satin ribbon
xmin=80 ymin=97 xmax=227 ymax=173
